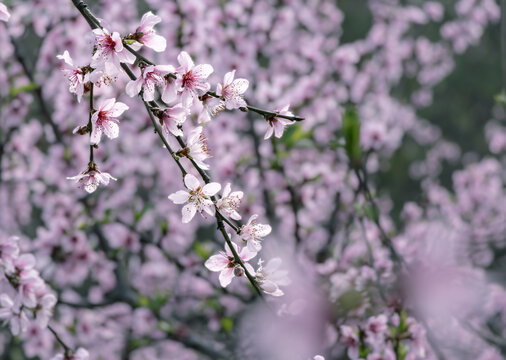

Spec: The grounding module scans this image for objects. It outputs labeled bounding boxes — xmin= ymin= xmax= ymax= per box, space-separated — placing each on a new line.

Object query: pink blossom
xmin=0 ymin=236 xmax=19 ymax=273
xmin=0 ymin=3 xmax=10 ymax=22
xmin=125 ymin=65 xmax=175 ymax=102
xmin=216 ymin=183 xmax=243 ymax=220
xmin=133 ymin=12 xmax=167 ymax=52
xmin=158 ymin=103 xmax=187 ymax=137
xmin=340 ymin=325 xmax=359 ymax=359
xmin=239 ymin=214 xmax=272 ymax=252
xmin=264 ymin=105 xmax=295 ymax=139
xmin=255 ymin=258 xmax=290 ymax=296
xmin=0 ymin=294 xmax=28 ymax=336
xmin=168 ymin=174 xmax=221 ymax=223
xmin=91 ymin=28 xmax=135 ymax=74
xmin=216 ymin=70 xmax=249 ymax=109
xmin=57 ymin=51 xmax=88 ymax=102
xmin=204 ymin=242 xmax=256 ymax=287
xmin=67 ymin=164 xmax=117 ymax=194
xmin=52 ymin=348 xmax=89 ymax=360
xmin=175 ymin=51 xmax=213 ymax=107
xmin=184 ymin=126 xmax=212 ymax=170
xmin=90 ymin=98 xmax=129 ymax=145
xmin=34 ymin=293 xmax=56 ymax=329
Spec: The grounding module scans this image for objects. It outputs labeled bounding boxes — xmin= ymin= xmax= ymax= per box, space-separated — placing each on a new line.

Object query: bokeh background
xmin=1 ymin=0 xmax=506 ymax=359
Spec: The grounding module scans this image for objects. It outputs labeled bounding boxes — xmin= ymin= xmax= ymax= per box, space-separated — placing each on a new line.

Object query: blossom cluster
xmin=1 ymin=0 xmax=505 ymax=359
xmin=0 ymin=236 xmax=56 ymax=336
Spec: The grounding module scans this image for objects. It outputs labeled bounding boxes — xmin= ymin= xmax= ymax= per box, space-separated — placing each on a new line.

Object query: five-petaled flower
xmin=180 ymin=126 xmax=212 ymax=170
xmin=91 ymin=28 xmax=135 ymax=75
xmin=216 ymin=183 xmax=243 ymax=220
xmin=52 ymin=347 xmax=90 ymax=360
xmin=216 ymin=70 xmax=249 ymax=109
xmin=0 ymin=294 xmax=28 ymax=336
xmin=239 ymin=214 xmax=272 ymax=252
xmin=56 ymin=51 xmax=88 ymax=103
xmin=90 ymin=98 xmax=129 ymax=145
xmin=157 ymin=103 xmax=187 ymax=137
xmin=168 ymin=174 xmax=221 ymax=223
xmin=264 ymin=104 xmax=295 ymax=140
xmin=204 ymin=242 xmax=256 ymax=288
xmin=67 ymin=163 xmax=117 ymax=194
xmin=125 ymin=65 xmax=175 ymax=102
xmin=132 ymin=12 xmax=167 ymax=52
xmin=175 ymin=51 xmax=213 ymax=107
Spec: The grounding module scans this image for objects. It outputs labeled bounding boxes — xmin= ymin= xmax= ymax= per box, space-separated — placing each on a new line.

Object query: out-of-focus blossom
xmin=216 ymin=183 xmax=243 ymax=220
xmin=168 ymin=174 xmax=221 ymax=223
xmin=34 ymin=293 xmax=56 ymax=329
xmin=255 ymin=258 xmax=290 ymax=296
xmin=0 ymin=294 xmax=28 ymax=336
xmin=52 ymin=348 xmax=90 ymax=360
xmin=204 ymin=242 xmax=256 ymax=287
xmin=216 ymin=70 xmax=249 ymax=109
xmin=0 ymin=3 xmax=10 ymax=22
xmin=239 ymin=214 xmax=272 ymax=252
xmin=0 ymin=236 xmax=19 ymax=273
xmin=264 ymin=105 xmax=295 ymax=139
xmin=90 ymin=98 xmax=129 ymax=145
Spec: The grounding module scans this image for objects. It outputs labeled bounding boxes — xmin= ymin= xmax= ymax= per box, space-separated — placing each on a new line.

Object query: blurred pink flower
xmin=0 ymin=3 xmax=10 ymax=22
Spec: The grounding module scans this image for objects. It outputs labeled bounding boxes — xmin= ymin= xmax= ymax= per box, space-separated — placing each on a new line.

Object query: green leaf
xmin=221 ymin=317 xmax=234 ymax=333
xmin=194 ymin=242 xmax=211 ymax=260
xmin=9 ymin=82 xmax=38 ymax=97
xmin=337 ymin=289 xmax=363 ymax=313
xmin=281 ymin=123 xmax=313 ymax=149
xmin=342 ymin=107 xmax=362 ymax=169
xmin=494 ymin=91 xmax=506 ymax=105
xmin=396 ymin=342 xmax=408 ymax=360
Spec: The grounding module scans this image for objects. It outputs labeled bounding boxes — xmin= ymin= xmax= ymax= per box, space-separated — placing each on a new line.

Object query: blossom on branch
xmin=264 ymin=104 xmax=295 ymax=140
xmin=125 ymin=65 xmax=175 ymax=102
xmin=56 ymin=51 xmax=88 ymax=102
xmin=204 ymin=242 xmax=256 ymax=287
xmin=157 ymin=103 xmax=187 ymax=137
xmin=182 ymin=126 xmax=212 ymax=170
xmin=238 ymin=214 xmax=272 ymax=252
xmin=91 ymin=28 xmax=135 ymax=75
xmin=216 ymin=183 xmax=243 ymax=220
xmin=0 ymin=294 xmax=28 ymax=336
xmin=90 ymin=98 xmax=129 ymax=145
xmin=67 ymin=163 xmax=117 ymax=194
xmin=131 ymin=12 xmax=167 ymax=52
xmin=52 ymin=348 xmax=90 ymax=360
xmin=175 ymin=51 xmax=213 ymax=107
xmin=168 ymin=174 xmax=221 ymax=223
xmin=216 ymin=70 xmax=249 ymax=109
